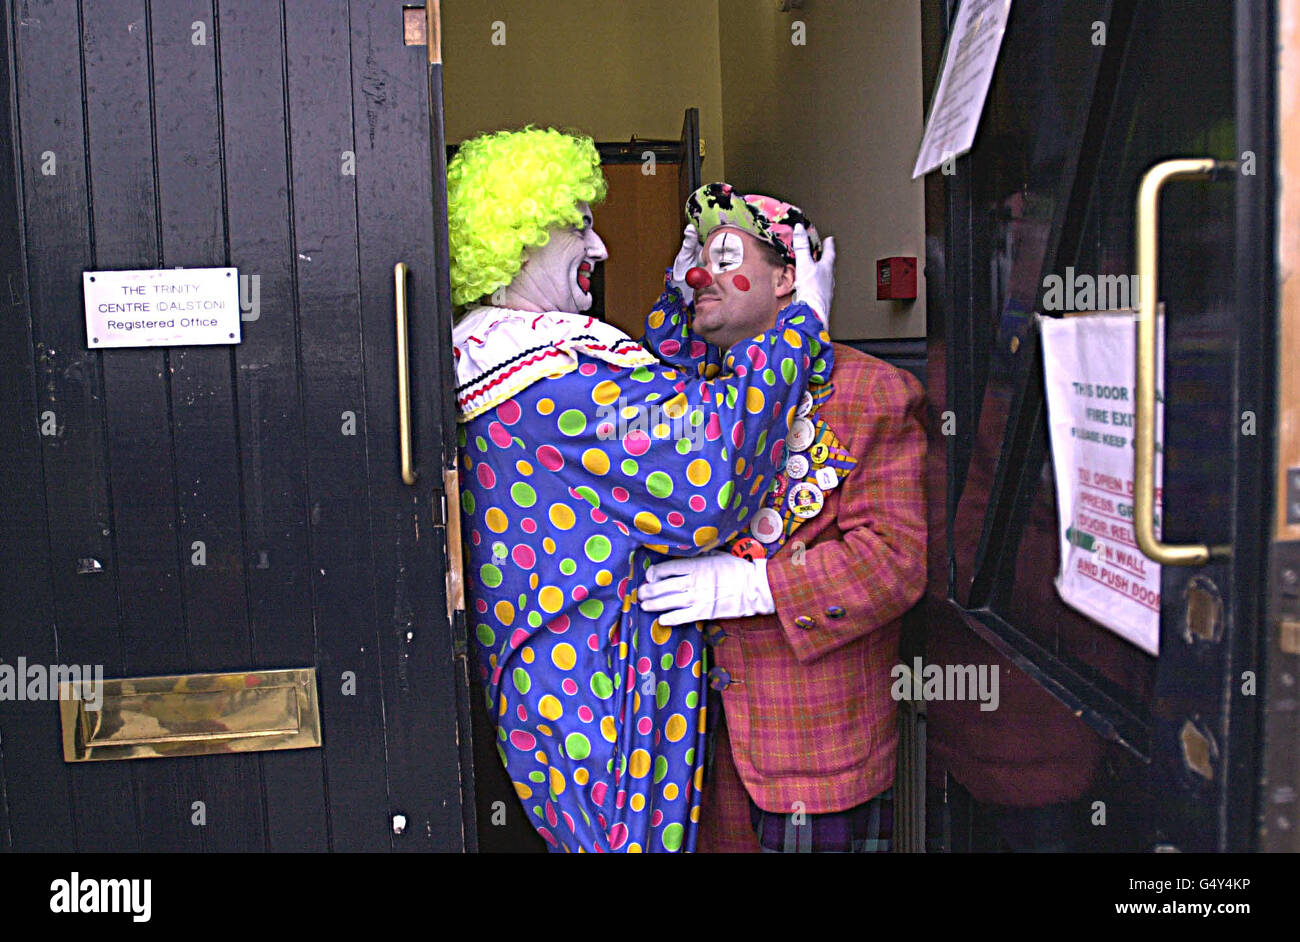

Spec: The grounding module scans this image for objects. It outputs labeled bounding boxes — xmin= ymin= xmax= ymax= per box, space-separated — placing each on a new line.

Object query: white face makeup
xmin=706 ymin=230 xmax=745 ymax=274
xmin=493 ymin=202 xmax=608 ymax=314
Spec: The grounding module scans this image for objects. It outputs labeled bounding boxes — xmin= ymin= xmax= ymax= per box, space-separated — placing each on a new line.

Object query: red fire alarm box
xmin=877 ymin=256 xmax=917 ymax=300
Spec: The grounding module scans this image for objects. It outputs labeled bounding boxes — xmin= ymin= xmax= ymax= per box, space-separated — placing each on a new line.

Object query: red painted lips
xmin=577 ymin=261 xmax=592 ymax=293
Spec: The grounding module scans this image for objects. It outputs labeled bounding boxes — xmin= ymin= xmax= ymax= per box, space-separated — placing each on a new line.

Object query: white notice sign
xmin=83 ymin=267 xmax=240 ymax=348
xmin=912 ymin=0 xmax=1014 ymax=179
xmin=1039 ymin=312 xmax=1163 ymax=655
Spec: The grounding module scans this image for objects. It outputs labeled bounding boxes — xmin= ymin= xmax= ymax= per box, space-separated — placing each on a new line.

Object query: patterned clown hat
xmin=684 ymin=182 xmax=821 ymax=265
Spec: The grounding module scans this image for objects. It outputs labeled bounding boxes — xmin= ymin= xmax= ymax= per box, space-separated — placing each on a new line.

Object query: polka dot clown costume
xmin=447 ymin=129 xmax=833 ymax=852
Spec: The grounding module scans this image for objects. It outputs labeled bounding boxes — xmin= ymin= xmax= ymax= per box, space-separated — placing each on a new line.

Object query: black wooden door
xmin=922 ymin=0 xmax=1273 ymax=852
xmin=0 ymin=0 xmax=470 ymax=851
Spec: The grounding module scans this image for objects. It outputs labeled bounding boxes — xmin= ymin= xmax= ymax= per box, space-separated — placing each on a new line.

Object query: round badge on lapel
xmin=809 ymin=442 xmax=831 ymax=466
xmin=731 ymin=536 xmax=767 ymax=560
xmin=751 ymin=506 xmax=784 ymax=543
xmin=788 ymin=417 xmax=815 ymax=452
xmin=797 ymin=390 xmax=814 ymax=417
xmin=785 ymin=453 xmax=810 ymax=480
xmin=787 ymin=481 xmax=825 ymax=519
xmin=815 ymin=466 xmax=839 ymax=490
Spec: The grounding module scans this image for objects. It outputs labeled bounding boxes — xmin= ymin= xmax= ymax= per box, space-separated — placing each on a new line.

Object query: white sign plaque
xmin=83 ymin=267 xmax=240 ymax=348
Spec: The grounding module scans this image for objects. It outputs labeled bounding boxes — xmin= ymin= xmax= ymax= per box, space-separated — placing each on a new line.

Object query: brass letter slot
xmin=60 ymin=668 xmax=321 ymax=762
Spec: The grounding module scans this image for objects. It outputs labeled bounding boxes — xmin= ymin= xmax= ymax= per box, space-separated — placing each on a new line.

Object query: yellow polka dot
xmin=515 ymin=459 xmax=533 ymax=476
xmin=734 ymin=456 xmax=746 ymax=475
xmin=645 ymin=544 xmax=668 ymax=554
xmin=498 ymin=694 xmax=507 ymax=716
xmin=663 ymin=783 xmax=679 ymax=801
xmin=537 ymin=724 xmax=552 ymax=737
xmin=648 ymin=310 xmax=665 ymax=329
xmin=600 ymin=716 xmax=617 ymax=742
xmin=692 ymin=659 xmax=702 ymax=678
xmin=687 ymin=459 xmax=712 ymax=486
xmin=634 ymin=511 xmax=661 ymax=535
xmin=694 ymin=766 xmax=705 ymax=791
xmin=621 ymin=405 xmax=638 ymax=419
xmin=652 ymin=423 xmax=670 ymax=439
xmin=574 ymin=767 xmax=589 ymax=786
xmin=538 ymin=695 xmax=563 ymax=720
xmin=663 ymin=370 xmax=677 ymax=381
xmin=628 ymin=843 xmax=643 ymax=853
xmin=662 ymin=393 xmax=688 ymax=419
xmin=549 ymin=765 xmax=566 ymax=796
xmin=485 ymin=507 xmax=508 ymax=533
xmin=652 ymin=622 xmax=671 ymax=645
xmin=494 ymin=600 xmax=515 ymax=626
xmin=529 ymin=573 xmax=539 ymax=589
xmin=697 ymin=699 xmax=707 ymax=725
xmin=513 ymin=782 xmax=532 ymax=799
xmin=690 ymin=805 xmax=701 ymax=823
xmin=618 ymin=641 xmax=628 ymax=660
xmin=593 ymin=380 xmax=621 ymax=406
xmin=666 ymin=713 xmax=687 ymax=742
xmin=537 ymin=398 xmax=555 ymax=415
xmin=463 ymin=456 xmax=473 ymax=470
xmin=535 ymin=750 xmax=548 ymax=765
xmin=549 ymin=504 xmax=575 ymax=530
xmin=783 ymin=328 xmax=803 ymax=349
xmin=693 ymin=526 xmax=719 ymax=548
xmin=539 ymin=586 xmax=564 ymax=613
xmin=746 ymin=386 xmax=766 ymax=414
xmin=543 ymin=537 xmax=557 ymax=554
xmin=629 ymin=749 xmax=651 ymax=778
xmin=551 ymin=643 xmax=577 ymax=671
xmin=595 ymin=569 xmax=612 ymax=586
xmin=520 ymin=646 xmax=533 ymax=663
xmin=630 ymin=793 xmax=645 ymax=812
xmin=582 ymin=448 xmax=610 ymax=475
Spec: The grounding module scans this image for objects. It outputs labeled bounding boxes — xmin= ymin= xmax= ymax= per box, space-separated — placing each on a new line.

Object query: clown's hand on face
xmin=669 ymin=223 xmax=702 ymax=304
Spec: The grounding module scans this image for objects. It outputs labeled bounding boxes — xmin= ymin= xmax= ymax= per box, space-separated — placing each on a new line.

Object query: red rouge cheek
xmin=731 ymin=274 xmax=751 ymax=292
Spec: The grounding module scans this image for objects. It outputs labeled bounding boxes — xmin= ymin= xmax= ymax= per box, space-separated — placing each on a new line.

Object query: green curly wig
xmin=447 ymin=127 xmax=607 ymax=306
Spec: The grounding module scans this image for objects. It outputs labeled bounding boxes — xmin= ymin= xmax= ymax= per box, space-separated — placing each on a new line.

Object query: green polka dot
xmin=585 ymin=535 xmax=611 ymax=562
xmin=480 ymin=564 xmax=502 ymax=588
xmin=782 ymin=358 xmax=797 ymax=383
xmin=475 ymin=435 xmax=489 ymax=452
xmin=656 ymin=680 xmax=670 ymax=709
xmin=461 ymin=490 xmax=475 ymax=514
xmin=686 ymin=690 xmax=698 ymax=708
xmin=717 ymin=481 xmax=734 ymax=510
xmin=565 ymin=732 xmax=591 ymax=760
xmin=621 ymin=458 xmax=639 ymax=475
xmin=532 ymin=805 xmax=543 ymax=817
xmin=689 ymin=410 xmax=704 ymax=427
xmin=654 ymin=755 xmax=668 ymax=783
xmin=497 ymin=727 xmax=506 ymax=741
xmin=558 ymin=409 xmax=587 ymax=436
xmin=574 ymin=485 xmax=600 ymax=508
xmin=527 ymin=611 xmax=542 ymax=627
xmin=660 ymin=653 xmax=674 ymax=671
xmin=518 ymin=593 xmax=527 ymax=609
xmin=662 ymin=822 xmax=684 ymax=851
xmin=630 ymin=366 xmax=654 ymax=383
xmin=685 ymin=747 xmax=695 ymax=764
xmin=510 ymin=481 xmax=536 ymax=507
xmin=497 ymin=744 xmax=507 ymax=765
xmin=591 ymin=672 xmax=613 ymax=699
xmin=675 ymin=438 xmax=691 ymax=455
xmin=647 ymin=471 xmax=673 ymax=498
xmin=813 ymin=357 xmax=827 ymax=375
xmin=763 ymin=367 xmax=777 ymax=386
xmin=512 ymin=667 xmax=530 ymax=694
xmin=579 ymin=598 xmax=605 ymax=619
xmin=475 ymin=624 xmax=495 ymax=646
xmin=725 ymin=386 xmax=738 ymax=408
xmin=560 ymin=558 xmax=577 ymax=576
xmin=529 ymin=770 xmax=545 ymax=783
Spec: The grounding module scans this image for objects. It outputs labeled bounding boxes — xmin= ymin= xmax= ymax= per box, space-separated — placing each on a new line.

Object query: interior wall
xmin=441 ymin=0 xmax=726 ymax=175
xmin=717 ymin=0 xmax=927 ymax=339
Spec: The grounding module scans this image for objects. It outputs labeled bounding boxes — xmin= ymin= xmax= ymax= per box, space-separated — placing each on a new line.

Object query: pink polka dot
xmin=537 ymin=827 xmax=558 ymax=847
xmin=690 ymin=341 xmax=708 ymax=358
xmin=608 ymin=822 xmax=627 ymax=849
xmin=579 ymin=362 xmax=597 ymax=376
xmin=572 ymin=585 xmax=588 ymax=601
xmin=509 ymin=730 xmax=535 ymax=750
xmin=562 ymin=677 xmax=579 ymax=695
xmin=667 ymin=511 xmax=685 ymax=527
xmin=470 ymin=530 xmax=482 ymax=545
xmin=516 ymin=704 xmax=528 ymax=721
xmin=547 ymin=615 xmax=570 ymax=634
xmin=659 ymin=339 xmax=681 ymax=356
xmin=512 ymin=544 xmax=535 ymax=569
xmin=637 ymin=657 xmax=652 ymax=674
xmin=747 ymin=346 xmax=767 ymax=369
xmin=592 ymin=781 xmax=608 ymax=806
xmin=587 ymin=633 xmax=600 ymax=651
xmin=689 ymin=495 xmax=706 ymax=512
xmin=596 ymin=421 xmax=615 ymax=437
xmin=623 ymin=430 xmax=651 ymax=456
xmin=675 ymin=639 xmax=695 ymax=668
xmin=705 ymin=413 xmax=722 ymax=441
xmin=732 ymin=422 xmax=745 ymax=448
xmin=590 ymin=508 xmax=607 ymax=524
xmin=735 ymin=364 xmax=747 ymax=377
xmin=521 ymin=517 xmax=537 ymax=533
xmin=545 ymin=802 xmax=558 ymax=828
xmin=615 ymin=790 xmax=627 ymax=810
xmin=770 ymin=439 xmax=786 ymax=464
xmin=488 ymin=421 xmax=512 ymax=449
xmin=651 ymin=810 xmax=664 ymax=826
xmin=617 ymin=577 xmax=629 ymax=598
xmin=577 ymin=705 xmax=594 ymax=722
xmin=510 ymin=628 xmax=529 ymax=648
xmin=615 ymin=521 xmax=630 ymax=536
xmin=497 ymin=399 xmax=521 ymax=425
xmin=562 ymin=811 xmax=576 ymax=833
xmin=476 ymin=463 xmax=496 ymax=488
xmin=536 ymin=444 xmax=564 ymax=472
xmin=475 ymin=598 xmax=487 ymax=614
xmin=637 ymin=716 xmax=653 ymax=735
xmin=612 ymin=487 xmax=629 ymax=503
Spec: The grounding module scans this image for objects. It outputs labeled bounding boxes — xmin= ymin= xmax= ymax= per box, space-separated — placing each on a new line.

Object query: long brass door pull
xmin=1134 ymin=158 xmax=1234 ymax=565
xmin=395 ymin=262 xmax=417 ymax=485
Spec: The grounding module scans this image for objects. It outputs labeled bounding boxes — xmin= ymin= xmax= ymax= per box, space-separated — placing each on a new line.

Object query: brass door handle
xmin=395 ymin=262 xmax=417 ymax=485
xmin=1134 ymin=158 xmax=1233 ymax=565
xmin=443 ymin=467 xmax=465 ymax=620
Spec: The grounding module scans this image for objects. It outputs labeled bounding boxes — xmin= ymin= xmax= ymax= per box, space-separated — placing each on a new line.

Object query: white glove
xmin=639 ymin=551 xmax=775 ymax=626
xmin=669 ymin=224 xmax=701 ymax=304
xmin=792 ymin=223 xmax=835 ymax=329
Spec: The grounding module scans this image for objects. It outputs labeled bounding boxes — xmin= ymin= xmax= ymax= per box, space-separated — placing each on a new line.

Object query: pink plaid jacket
xmin=711 ymin=345 xmax=927 ymax=814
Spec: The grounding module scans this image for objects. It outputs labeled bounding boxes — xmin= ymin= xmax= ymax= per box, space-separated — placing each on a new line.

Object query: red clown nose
xmin=684 ymin=267 xmax=712 ymax=290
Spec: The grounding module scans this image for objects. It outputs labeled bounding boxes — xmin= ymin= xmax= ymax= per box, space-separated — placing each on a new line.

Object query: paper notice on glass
xmin=1039 ymin=312 xmax=1163 ymax=655
xmin=912 ymin=0 xmax=1013 ymax=179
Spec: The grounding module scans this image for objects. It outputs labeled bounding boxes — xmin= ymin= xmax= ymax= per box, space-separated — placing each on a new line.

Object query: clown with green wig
xmin=447 ymin=126 xmax=834 ymax=852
